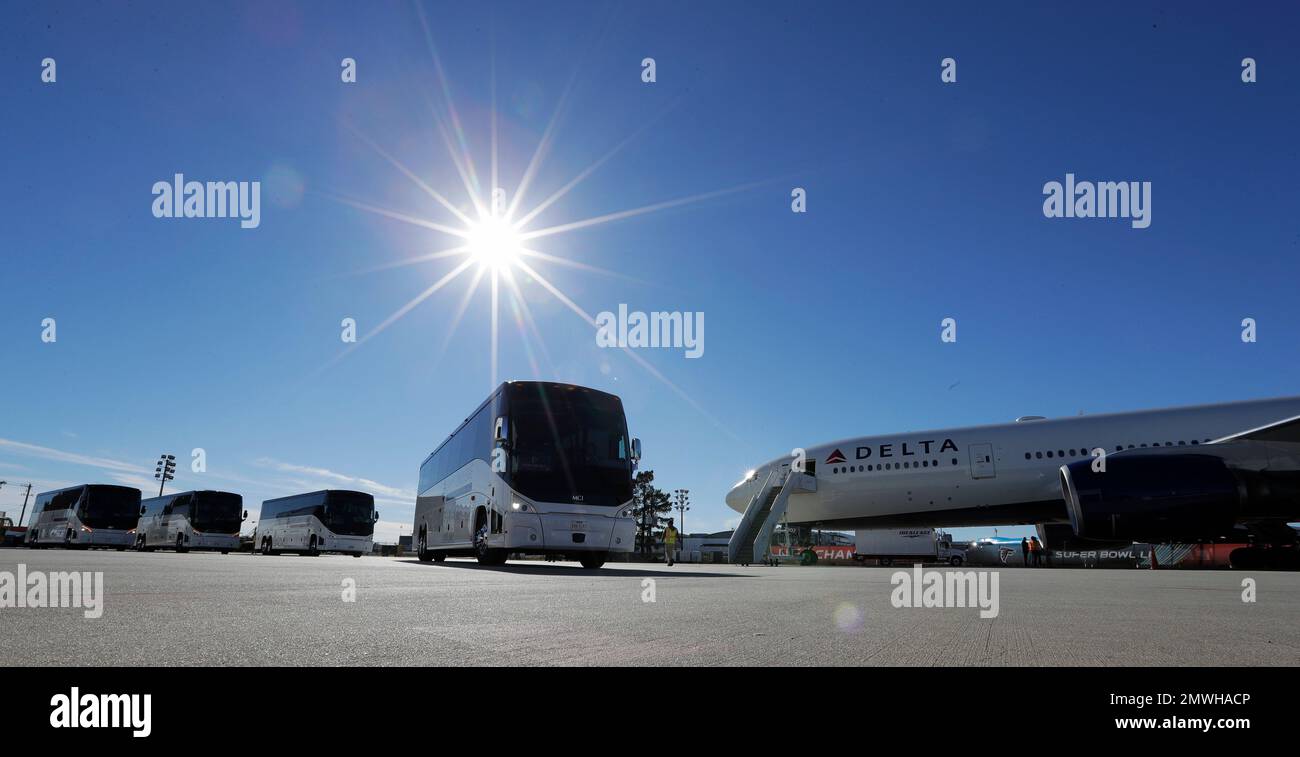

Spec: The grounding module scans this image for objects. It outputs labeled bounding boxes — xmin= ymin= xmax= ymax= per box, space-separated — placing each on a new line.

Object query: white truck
xmin=853 ymin=528 xmax=965 ymax=566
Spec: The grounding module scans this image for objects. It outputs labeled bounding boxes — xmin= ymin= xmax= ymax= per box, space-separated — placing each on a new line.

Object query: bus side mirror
xmin=242 ymin=510 xmax=249 ymax=521
xmin=631 ymin=438 xmax=642 ymax=462
xmin=140 ymin=506 xmax=147 ymax=516
xmin=373 ymin=510 xmax=380 ymax=522
xmin=494 ymin=416 xmax=509 ymax=444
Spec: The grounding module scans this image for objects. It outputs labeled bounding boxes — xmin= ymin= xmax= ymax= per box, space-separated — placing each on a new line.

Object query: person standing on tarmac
xmin=663 ymin=518 xmax=679 ymax=567
xmin=1020 ymin=537 xmax=1030 ymax=567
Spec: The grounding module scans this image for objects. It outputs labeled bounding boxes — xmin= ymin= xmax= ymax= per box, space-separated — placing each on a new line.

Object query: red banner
xmin=770 ymin=544 xmax=857 ymax=560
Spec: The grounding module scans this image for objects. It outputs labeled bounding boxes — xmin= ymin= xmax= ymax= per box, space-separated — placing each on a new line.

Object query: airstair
xmin=727 ymin=466 xmax=816 ymax=565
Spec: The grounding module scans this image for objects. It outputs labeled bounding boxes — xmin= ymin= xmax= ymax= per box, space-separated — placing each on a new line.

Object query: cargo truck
xmin=853 ymin=528 xmax=965 ymax=566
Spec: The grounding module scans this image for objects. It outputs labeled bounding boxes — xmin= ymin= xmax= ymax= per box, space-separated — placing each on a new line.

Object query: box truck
xmin=853 ymin=528 xmax=965 ymax=566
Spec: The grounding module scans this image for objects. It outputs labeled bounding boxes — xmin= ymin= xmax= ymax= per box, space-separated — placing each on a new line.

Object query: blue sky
xmin=2 ymin=1 xmax=1299 ymax=542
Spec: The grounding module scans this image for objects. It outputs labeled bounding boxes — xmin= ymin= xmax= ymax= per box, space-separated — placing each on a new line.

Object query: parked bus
xmin=25 ymin=484 xmax=141 ymax=550
xmin=255 ymin=490 xmax=376 ymax=557
xmin=413 ymin=381 xmax=640 ymax=569
xmin=135 ymin=490 xmax=247 ymax=554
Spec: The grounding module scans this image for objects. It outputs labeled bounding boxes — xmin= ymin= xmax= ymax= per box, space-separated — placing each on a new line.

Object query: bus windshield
xmin=508 ymin=386 xmax=633 ymax=507
xmin=191 ymin=492 xmax=242 ymax=533
xmin=323 ymin=493 xmax=375 ymax=536
xmin=79 ymin=486 xmax=141 ymax=530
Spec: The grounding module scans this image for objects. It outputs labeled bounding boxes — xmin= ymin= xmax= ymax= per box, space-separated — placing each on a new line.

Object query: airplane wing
xmin=1210 ymin=414 xmax=1300 ymax=444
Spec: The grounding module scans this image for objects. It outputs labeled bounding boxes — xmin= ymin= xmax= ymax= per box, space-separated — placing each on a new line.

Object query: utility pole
xmin=673 ymin=488 xmax=690 ymax=535
xmin=155 ymin=453 xmax=176 ymax=496
xmin=18 ymin=483 xmax=32 ymax=526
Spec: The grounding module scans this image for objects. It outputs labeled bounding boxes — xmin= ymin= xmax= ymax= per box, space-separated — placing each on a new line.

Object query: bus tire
xmin=417 ymin=532 xmax=433 ymax=562
xmin=879 ymin=557 xmax=893 ymax=567
xmin=579 ymin=553 xmax=607 ymax=569
xmin=220 ymin=550 xmax=229 ymax=555
xmin=265 ymin=537 xmax=277 ymax=556
xmin=306 ymin=535 xmax=319 ymax=557
xmin=473 ymin=521 xmax=507 ymax=566
xmin=176 ymin=533 xmax=188 ymax=553
xmin=432 ymin=551 xmax=446 ymax=563
xmin=949 ymin=555 xmax=963 ymax=567
xmin=353 ymin=552 xmax=362 ymax=558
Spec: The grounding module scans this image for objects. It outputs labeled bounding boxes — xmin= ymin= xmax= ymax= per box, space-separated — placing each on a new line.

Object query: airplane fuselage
xmin=725 ymin=396 xmax=1300 ymax=530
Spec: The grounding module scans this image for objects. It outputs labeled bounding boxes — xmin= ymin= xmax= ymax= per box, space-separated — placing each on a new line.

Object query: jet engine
xmin=1059 ymin=454 xmax=1244 ymax=541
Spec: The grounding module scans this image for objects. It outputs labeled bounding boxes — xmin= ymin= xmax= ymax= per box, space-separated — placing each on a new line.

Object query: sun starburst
xmin=325 ymin=11 xmax=753 ymax=437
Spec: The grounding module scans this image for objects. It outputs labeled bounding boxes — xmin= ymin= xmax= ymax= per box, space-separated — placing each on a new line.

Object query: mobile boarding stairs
xmin=726 ymin=465 xmax=817 ymax=565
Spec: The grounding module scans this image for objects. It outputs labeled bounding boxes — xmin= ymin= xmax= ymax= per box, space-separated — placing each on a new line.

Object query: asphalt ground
xmin=2 ymin=549 xmax=1296 ymax=666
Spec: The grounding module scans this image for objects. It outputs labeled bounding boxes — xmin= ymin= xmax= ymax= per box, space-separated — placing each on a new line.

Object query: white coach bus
xmin=256 ymin=490 xmax=376 ymax=557
xmin=413 ymin=381 xmax=640 ymax=569
xmin=25 ymin=484 xmax=141 ymax=550
xmin=135 ymin=490 xmax=247 ymax=554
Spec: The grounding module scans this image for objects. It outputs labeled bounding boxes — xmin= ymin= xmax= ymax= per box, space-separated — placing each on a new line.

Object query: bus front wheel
xmin=417 ymin=533 xmax=433 ymax=562
xmin=474 ymin=523 xmax=507 ymax=566
xmin=175 ymin=533 xmax=188 ymax=553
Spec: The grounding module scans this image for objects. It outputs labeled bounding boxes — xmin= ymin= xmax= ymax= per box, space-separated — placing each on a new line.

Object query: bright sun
xmin=465 ymin=216 xmax=523 ymax=270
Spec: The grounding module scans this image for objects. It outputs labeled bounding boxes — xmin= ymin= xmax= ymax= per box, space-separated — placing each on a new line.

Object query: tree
xmin=632 ymin=470 xmax=673 ymax=557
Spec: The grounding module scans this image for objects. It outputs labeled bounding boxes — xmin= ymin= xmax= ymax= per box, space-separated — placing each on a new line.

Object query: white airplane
xmin=725 ymin=396 xmax=1300 ymax=568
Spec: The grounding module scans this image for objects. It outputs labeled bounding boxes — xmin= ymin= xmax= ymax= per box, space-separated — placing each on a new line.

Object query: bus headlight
xmin=511 ymin=502 xmax=529 ymax=512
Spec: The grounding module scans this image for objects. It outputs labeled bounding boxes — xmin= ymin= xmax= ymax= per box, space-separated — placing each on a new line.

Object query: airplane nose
xmin=725 ymin=472 xmax=756 ymax=513
xmin=725 ymin=484 xmax=743 ymax=512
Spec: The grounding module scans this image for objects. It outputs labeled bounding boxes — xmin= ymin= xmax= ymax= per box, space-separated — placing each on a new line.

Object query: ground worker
xmin=664 ymin=518 xmax=679 ymax=566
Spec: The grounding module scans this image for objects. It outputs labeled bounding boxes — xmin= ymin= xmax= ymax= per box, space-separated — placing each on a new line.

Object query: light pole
xmin=155 ymin=454 xmax=176 ymax=496
xmin=674 ymin=489 xmax=690 ymax=535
